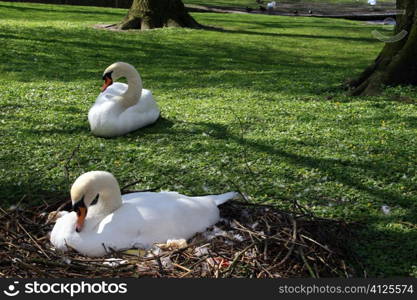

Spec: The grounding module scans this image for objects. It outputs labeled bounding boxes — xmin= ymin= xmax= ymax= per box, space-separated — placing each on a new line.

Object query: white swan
xmin=88 ymin=62 xmax=160 ymax=137
xmin=50 ymin=171 xmax=237 ymax=257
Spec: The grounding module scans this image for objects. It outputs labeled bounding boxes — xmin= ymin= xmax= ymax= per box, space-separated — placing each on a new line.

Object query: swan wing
xmin=115 ymin=89 xmax=160 ymax=133
xmin=94 ymin=82 xmax=127 ymax=105
xmin=50 ymin=191 xmax=232 ymax=257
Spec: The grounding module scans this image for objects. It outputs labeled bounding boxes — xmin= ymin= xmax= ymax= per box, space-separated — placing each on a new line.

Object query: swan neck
xmin=86 ymin=189 xmax=122 ymax=225
xmin=121 ymin=68 xmax=142 ymax=108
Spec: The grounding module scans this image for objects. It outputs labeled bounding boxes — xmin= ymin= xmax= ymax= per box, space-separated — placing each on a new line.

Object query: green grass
xmin=184 ymin=0 xmax=253 ymax=7
xmin=183 ymin=0 xmax=395 ymax=8
xmin=0 ymin=1 xmax=416 ymax=277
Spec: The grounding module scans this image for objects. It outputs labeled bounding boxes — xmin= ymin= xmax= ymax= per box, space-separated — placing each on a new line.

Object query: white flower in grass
xmin=381 ymin=205 xmax=391 ymax=215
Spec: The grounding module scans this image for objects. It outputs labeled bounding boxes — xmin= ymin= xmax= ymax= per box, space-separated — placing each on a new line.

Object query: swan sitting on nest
xmin=88 ymin=62 xmax=160 ymax=137
xmin=50 ymin=171 xmax=238 ymax=257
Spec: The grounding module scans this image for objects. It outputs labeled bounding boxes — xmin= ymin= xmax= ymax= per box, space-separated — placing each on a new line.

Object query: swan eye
xmin=90 ymin=194 xmax=99 ymax=206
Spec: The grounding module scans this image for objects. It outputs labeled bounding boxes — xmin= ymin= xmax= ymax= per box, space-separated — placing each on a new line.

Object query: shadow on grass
xmin=143 ymin=119 xmax=416 ymax=210
xmin=353 ymin=216 xmax=417 ymax=276
xmin=23 ymin=124 xmax=89 ymax=136
xmin=91 ymin=117 xmax=176 ymax=140
xmin=0 ymin=2 xmax=124 ymax=19
xmin=151 ymin=119 xmax=417 ymax=276
xmin=203 ymin=24 xmax=378 ymax=43
xmin=0 ymin=18 xmax=373 ymax=96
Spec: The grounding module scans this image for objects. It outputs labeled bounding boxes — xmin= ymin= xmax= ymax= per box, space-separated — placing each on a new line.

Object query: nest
xmin=0 ymin=200 xmax=356 ymax=278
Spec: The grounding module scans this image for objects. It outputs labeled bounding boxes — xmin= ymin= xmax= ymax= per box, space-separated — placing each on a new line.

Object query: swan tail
xmin=196 ymin=192 xmax=239 ymax=206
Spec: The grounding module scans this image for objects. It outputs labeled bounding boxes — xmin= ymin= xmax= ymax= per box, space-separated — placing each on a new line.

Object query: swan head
xmin=71 ymin=171 xmax=121 ymax=232
xmin=101 ymin=62 xmax=137 ymax=92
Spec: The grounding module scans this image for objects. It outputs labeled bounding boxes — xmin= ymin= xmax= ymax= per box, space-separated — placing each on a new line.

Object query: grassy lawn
xmin=183 ymin=0 xmax=396 ymax=8
xmin=0 ymin=1 xmax=416 ymax=277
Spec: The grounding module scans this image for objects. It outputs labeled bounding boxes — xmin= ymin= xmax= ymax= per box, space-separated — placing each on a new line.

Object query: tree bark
xmin=349 ymin=0 xmax=417 ymax=96
xmin=119 ymin=0 xmax=201 ymax=30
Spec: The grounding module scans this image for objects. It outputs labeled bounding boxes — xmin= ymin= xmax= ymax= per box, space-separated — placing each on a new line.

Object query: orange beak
xmin=101 ymin=77 xmax=113 ymax=92
xmin=75 ymin=207 xmax=87 ymax=233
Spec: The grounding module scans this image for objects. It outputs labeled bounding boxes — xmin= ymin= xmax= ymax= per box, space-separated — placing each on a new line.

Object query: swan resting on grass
xmin=88 ymin=62 xmax=160 ymax=137
xmin=50 ymin=171 xmax=238 ymax=257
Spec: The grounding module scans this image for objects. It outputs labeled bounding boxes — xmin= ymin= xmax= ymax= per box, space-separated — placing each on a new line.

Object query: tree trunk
xmin=349 ymin=0 xmax=417 ymax=96
xmin=119 ymin=0 xmax=201 ymax=30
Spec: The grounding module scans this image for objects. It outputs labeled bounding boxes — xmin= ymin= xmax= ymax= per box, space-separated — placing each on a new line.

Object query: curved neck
xmin=120 ymin=67 xmax=142 ymax=108
xmin=86 ymin=188 xmax=122 ymax=227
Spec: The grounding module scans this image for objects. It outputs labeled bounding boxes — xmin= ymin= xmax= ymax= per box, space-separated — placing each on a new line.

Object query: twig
xmin=276 ymin=216 xmax=297 ymax=266
xmin=300 ymin=234 xmax=332 ymax=253
xmin=16 ymin=221 xmax=50 ymax=259
xmin=172 ymin=263 xmax=191 ymax=273
xmin=155 ymin=256 xmax=165 ymax=275
xmin=297 ymin=246 xmax=317 ymax=278
xmin=120 ymin=179 xmax=143 ymax=192
xmin=398 ymin=221 xmax=417 ymax=230
xmin=222 ymin=242 xmax=256 ymax=276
